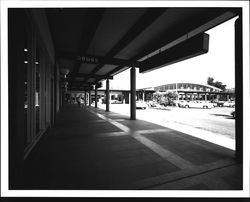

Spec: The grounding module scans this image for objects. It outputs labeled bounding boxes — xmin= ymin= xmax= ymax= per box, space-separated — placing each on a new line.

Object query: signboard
xmin=76 ymin=56 xmax=99 ymax=64
xmin=140 ymin=33 xmax=209 ymax=73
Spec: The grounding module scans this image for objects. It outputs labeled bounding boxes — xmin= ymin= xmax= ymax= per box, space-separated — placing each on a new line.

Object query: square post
xmin=84 ymin=91 xmax=87 ymax=106
xmin=89 ymin=90 xmax=91 ymax=106
xmin=235 ymin=13 xmax=243 ymax=163
xmin=142 ymin=91 xmax=145 ymax=102
xmin=106 ymin=79 xmax=110 ymax=112
xmin=130 ymin=66 xmax=136 ymax=120
xmin=95 ymin=85 xmax=98 ymax=108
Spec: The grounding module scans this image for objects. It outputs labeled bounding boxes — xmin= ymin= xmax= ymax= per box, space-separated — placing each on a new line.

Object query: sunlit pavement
xmin=97 ymin=103 xmax=235 ymax=150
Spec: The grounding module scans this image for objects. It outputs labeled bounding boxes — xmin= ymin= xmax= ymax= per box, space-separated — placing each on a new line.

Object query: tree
xmin=166 ymin=92 xmax=178 ymax=100
xmin=153 ymin=91 xmax=178 ymax=106
xmin=214 ymin=81 xmax=227 ymax=91
xmin=207 ymin=77 xmax=214 ymax=86
xmin=207 ymin=77 xmax=227 ymax=91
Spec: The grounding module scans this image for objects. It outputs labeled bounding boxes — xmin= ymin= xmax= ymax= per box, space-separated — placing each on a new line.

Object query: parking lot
xmin=98 ymin=103 xmax=235 ymax=149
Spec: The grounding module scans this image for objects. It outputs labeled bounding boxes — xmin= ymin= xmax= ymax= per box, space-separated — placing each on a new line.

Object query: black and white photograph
xmin=1 ymin=0 xmax=250 ymax=199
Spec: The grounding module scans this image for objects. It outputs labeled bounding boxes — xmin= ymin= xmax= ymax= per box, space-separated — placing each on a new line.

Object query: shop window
xmin=24 ymin=27 xmax=29 ymax=147
xmin=35 ymin=47 xmax=41 ymax=134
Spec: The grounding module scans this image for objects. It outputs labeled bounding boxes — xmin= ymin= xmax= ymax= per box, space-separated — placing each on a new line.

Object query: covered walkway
xmin=24 ymin=104 xmax=242 ymax=190
xmin=6 ymin=7 xmax=244 ymax=193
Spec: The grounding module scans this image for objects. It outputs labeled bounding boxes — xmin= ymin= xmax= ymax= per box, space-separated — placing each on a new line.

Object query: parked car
xmin=231 ymin=111 xmax=235 ymax=118
xmin=136 ymin=101 xmax=147 ymax=109
xmin=223 ymin=101 xmax=235 ymax=107
xmin=210 ymin=100 xmax=218 ymax=107
xmin=176 ymin=100 xmax=189 ymax=107
xmin=148 ymin=101 xmax=157 ymax=107
xmin=216 ymin=101 xmax=225 ymax=107
xmin=182 ymin=101 xmax=214 ymax=109
xmin=110 ymin=100 xmax=122 ymax=104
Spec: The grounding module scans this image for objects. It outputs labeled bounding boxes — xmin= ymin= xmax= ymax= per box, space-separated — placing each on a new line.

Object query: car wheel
xmin=185 ymin=105 xmax=189 ymax=108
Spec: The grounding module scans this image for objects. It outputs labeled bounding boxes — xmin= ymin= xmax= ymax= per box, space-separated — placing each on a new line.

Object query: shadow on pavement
xmin=211 ymin=114 xmax=234 ymax=119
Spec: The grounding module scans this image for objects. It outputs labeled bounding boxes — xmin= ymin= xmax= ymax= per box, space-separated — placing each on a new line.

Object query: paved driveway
xmin=98 ymin=104 xmax=235 ymax=149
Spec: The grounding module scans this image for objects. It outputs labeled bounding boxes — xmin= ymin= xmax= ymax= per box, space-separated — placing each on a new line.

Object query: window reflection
xmin=24 ymin=48 xmax=28 ymax=146
xmin=24 ymin=25 xmax=29 ymax=147
xmin=35 ymin=47 xmax=40 ymax=134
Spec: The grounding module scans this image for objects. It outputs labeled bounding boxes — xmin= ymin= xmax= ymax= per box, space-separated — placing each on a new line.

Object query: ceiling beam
xmin=140 ymin=33 xmax=209 ymax=73
xmin=68 ymin=73 xmax=113 ymax=80
xmin=57 ymin=51 xmax=140 ymax=66
xmin=82 ymin=8 xmax=167 ymax=83
xmin=68 ymin=81 xmax=92 ymax=85
xmin=67 ymin=81 xmax=93 ymax=90
xmin=67 ymin=86 xmax=92 ymax=91
xmin=106 ymin=66 xmax=130 ymax=77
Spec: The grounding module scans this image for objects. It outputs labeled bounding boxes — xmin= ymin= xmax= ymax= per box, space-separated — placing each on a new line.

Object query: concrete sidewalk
xmin=24 ymin=104 xmax=242 ymax=190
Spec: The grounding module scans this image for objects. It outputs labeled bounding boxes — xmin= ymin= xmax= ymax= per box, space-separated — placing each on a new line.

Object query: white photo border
xmin=1 ymin=0 xmax=249 ymax=198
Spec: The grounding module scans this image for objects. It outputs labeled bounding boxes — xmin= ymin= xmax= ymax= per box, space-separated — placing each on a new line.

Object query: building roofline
xmin=153 ymin=82 xmax=223 ymax=91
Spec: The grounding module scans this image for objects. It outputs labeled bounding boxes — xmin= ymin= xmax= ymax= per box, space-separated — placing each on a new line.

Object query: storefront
xmin=8 ymin=9 xmax=59 ymax=188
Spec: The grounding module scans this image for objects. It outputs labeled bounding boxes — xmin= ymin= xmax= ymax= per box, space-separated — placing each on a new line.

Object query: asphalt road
xmin=98 ymin=104 xmax=235 ymax=140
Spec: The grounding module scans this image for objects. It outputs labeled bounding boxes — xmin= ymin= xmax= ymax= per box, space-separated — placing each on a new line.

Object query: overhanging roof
xmin=45 ymin=7 xmax=239 ymax=91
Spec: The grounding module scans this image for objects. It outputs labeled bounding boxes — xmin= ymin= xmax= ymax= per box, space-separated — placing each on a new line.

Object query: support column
xmin=142 ymin=91 xmax=145 ymax=102
xmin=106 ymin=79 xmax=110 ymax=112
xmin=95 ymin=86 xmax=98 ymax=108
xmin=235 ymin=13 xmax=243 ymax=162
xmin=130 ymin=66 xmax=136 ymax=120
xmin=205 ymin=93 xmax=207 ymax=101
xmin=84 ymin=91 xmax=87 ymax=106
xmin=89 ymin=90 xmax=91 ymax=106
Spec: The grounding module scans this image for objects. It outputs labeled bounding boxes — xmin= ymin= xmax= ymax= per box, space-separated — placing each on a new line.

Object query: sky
xmin=101 ymin=17 xmax=237 ymax=90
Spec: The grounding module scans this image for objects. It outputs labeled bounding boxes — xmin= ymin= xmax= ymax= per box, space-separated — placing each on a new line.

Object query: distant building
xmin=151 ymin=82 xmax=234 ymax=101
xmin=66 ymin=83 xmax=234 ymax=104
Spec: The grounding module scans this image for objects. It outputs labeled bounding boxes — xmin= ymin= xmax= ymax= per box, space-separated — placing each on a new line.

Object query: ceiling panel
xmin=46 ymin=8 xmax=88 ymax=53
xmin=114 ymin=8 xmax=208 ymax=60
xmin=79 ymin=63 xmax=97 ymax=74
xmin=58 ymin=59 xmax=75 ymax=72
xmin=87 ymin=78 xmax=96 ymax=83
xmin=75 ymin=77 xmax=85 ymax=81
xmin=87 ymin=8 xmax=146 ymax=56
xmin=95 ymin=64 xmax=117 ymax=75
